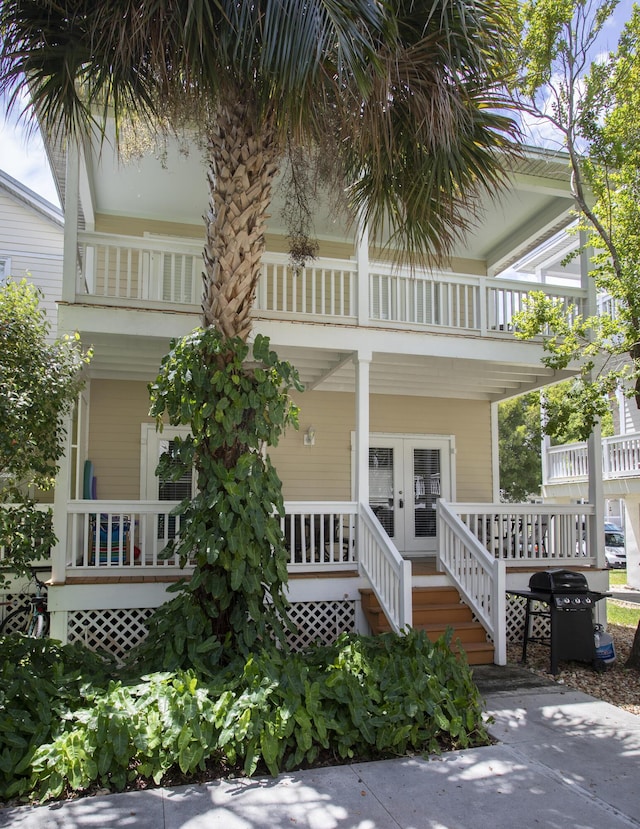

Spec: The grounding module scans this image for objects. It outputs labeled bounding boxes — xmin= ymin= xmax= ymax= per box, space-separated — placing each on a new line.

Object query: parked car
xmin=604 ymin=523 xmax=626 ymax=569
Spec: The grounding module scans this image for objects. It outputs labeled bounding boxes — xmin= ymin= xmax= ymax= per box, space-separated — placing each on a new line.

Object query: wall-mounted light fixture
xmin=304 ymin=426 xmax=316 ymax=446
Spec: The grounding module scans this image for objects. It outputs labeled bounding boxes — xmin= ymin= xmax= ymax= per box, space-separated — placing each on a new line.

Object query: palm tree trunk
xmin=202 ymin=99 xmax=281 ymax=340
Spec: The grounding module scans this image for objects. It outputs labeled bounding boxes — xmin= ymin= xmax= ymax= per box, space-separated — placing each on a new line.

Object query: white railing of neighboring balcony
xmin=545 ymin=433 xmax=640 ymax=483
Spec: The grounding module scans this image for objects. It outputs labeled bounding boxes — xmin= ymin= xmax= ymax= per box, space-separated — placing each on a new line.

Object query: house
xmin=514 ymin=232 xmax=640 ymax=591
xmin=0 ymin=170 xmax=63 ymax=601
xmin=0 ymin=168 xmax=63 ymax=335
xmin=7 ymin=131 xmax=613 ymax=666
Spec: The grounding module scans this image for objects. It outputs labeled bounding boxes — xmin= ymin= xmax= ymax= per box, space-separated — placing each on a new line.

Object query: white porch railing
xmin=65 ymin=501 xmax=193 ymax=571
xmin=62 ymin=500 xmax=358 ymax=575
xmin=281 ymin=501 xmax=358 ymax=571
xmin=76 ymin=232 xmax=587 ymax=335
xmin=453 ymin=503 xmax=596 ymax=567
xmin=358 ymin=503 xmax=412 ymax=634
xmin=545 ymin=433 xmax=640 ymax=483
xmin=437 ymin=500 xmax=506 ymax=665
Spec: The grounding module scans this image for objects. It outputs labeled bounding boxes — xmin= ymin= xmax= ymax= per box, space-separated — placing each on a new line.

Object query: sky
xmin=0 ymin=0 xmax=635 ymax=210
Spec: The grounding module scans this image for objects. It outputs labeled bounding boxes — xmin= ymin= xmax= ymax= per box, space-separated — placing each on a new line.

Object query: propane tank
xmin=594 ymin=623 xmax=616 ymax=669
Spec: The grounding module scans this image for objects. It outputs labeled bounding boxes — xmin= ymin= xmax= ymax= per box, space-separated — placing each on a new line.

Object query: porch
xmin=41 ymin=499 xmax=605 ymax=665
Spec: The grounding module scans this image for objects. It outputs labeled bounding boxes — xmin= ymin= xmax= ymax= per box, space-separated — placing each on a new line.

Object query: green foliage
xmin=142 ymin=329 xmax=302 ymax=667
xmin=0 ymin=631 xmax=489 ymax=804
xmin=498 ymin=392 xmax=542 ymax=501
xmin=514 ymin=2 xmax=640 ymax=441
xmin=0 ymin=636 xmax=114 ymax=800
xmin=0 ymin=279 xmax=90 ymax=586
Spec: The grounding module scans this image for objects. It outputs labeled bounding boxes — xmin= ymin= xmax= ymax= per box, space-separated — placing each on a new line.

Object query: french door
xmin=368 ymin=435 xmax=454 ymax=554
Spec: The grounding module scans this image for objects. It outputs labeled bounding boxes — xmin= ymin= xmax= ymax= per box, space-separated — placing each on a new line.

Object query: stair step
xmin=359 ymin=585 xmax=495 ymax=665
xmin=415 ymin=621 xmax=490 ymax=644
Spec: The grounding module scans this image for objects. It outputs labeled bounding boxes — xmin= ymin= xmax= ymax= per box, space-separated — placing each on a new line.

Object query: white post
xmin=356 ymin=214 xmax=369 ymax=326
xmin=62 ymin=142 xmax=80 ymax=303
xmin=490 ymin=402 xmax=500 ymax=502
xmin=354 ymin=350 xmax=372 ymax=506
xmin=51 ymin=408 xmax=72 ymax=587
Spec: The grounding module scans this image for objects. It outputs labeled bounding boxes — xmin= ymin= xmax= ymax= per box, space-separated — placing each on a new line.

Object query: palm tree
xmin=0 ymin=0 xmax=522 ymax=662
xmin=0 ymin=0 xmax=520 ymax=341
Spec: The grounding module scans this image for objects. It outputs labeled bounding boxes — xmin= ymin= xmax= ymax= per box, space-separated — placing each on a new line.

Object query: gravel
xmin=506 ymin=612 xmax=640 ymax=716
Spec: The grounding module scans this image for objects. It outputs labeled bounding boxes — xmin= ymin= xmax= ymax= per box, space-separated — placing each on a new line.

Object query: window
xmin=0 ymin=257 xmax=11 ymax=283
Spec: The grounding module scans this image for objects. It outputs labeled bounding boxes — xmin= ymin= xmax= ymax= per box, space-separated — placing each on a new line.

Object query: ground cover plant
xmin=0 ymin=629 xmax=490 ymax=804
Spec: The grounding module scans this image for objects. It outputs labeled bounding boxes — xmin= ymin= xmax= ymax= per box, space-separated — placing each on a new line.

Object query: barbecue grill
xmin=508 ymin=569 xmax=609 ymax=675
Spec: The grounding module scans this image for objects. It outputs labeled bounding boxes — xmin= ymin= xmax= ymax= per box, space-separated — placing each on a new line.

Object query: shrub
xmin=0 ymin=630 xmax=489 ymax=804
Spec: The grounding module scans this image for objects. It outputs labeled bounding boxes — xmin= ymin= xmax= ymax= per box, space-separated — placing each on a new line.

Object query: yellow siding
xmin=270 ymin=392 xmax=492 ymax=502
xmin=88 ymin=380 xmax=155 ymax=500
xmin=88 ymin=381 xmax=492 ymax=503
xmin=95 ymin=214 xmax=203 ymax=239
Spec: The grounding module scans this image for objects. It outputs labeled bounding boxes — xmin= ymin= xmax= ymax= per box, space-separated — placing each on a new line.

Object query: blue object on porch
xmin=90 ymin=515 xmax=131 ymax=564
xmin=82 ymin=460 xmax=94 ymax=499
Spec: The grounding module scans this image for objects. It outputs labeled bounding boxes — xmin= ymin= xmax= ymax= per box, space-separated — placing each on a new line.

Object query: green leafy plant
xmin=0 ymin=636 xmax=114 ymax=800
xmin=133 ymin=329 xmax=302 ymax=671
xmin=0 ymin=278 xmax=90 ymax=586
xmin=1 ymin=631 xmax=489 ymax=804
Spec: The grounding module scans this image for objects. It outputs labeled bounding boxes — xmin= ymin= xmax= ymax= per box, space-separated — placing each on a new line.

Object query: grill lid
xmin=529 ymin=569 xmax=589 ymax=594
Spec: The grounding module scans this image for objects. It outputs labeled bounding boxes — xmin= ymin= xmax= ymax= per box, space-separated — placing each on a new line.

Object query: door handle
xmin=399 ymin=499 xmax=404 ymax=508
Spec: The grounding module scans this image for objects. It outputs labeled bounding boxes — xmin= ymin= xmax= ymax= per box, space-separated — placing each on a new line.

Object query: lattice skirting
xmin=65 ymin=599 xmax=537 ymax=661
xmin=0 ymin=591 xmax=31 ymax=632
xmin=66 ymin=601 xmax=357 ymax=661
xmin=284 ymin=601 xmax=356 ymax=650
xmin=67 ymin=608 xmax=155 ymax=662
xmin=506 ymin=594 xmax=550 ymax=643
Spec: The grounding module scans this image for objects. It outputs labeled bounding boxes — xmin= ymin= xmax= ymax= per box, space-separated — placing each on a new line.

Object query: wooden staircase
xmin=360 ymin=585 xmax=494 ymax=665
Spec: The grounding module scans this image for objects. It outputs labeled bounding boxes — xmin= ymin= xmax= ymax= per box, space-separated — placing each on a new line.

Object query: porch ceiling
xmin=84 ymin=333 xmax=565 ymax=403
xmin=62 ymin=122 xmax=575 ymax=272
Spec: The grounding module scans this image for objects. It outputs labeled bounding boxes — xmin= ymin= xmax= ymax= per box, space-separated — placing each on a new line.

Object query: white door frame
xmin=352 ymin=432 xmax=456 ymax=554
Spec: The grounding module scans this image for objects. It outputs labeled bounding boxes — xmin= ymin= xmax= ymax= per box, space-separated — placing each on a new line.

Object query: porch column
xmin=356 ymin=214 xmax=369 ymax=326
xmin=62 ymin=141 xmax=80 ymax=303
xmin=623 ymin=498 xmax=640 ymax=589
xmin=354 ymin=349 xmax=372 ymax=505
xmin=490 ymin=402 xmax=500 ymax=501
xmin=51 ymin=408 xmax=73 ymax=588
xmin=581 ymin=233 xmax=605 ymax=567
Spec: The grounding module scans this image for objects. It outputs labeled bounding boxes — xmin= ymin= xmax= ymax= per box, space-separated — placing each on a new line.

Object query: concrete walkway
xmin=1 ymin=667 xmax=639 ymax=828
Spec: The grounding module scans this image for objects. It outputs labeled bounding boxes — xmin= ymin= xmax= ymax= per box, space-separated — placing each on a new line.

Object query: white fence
xmin=76 ymin=232 xmax=586 ymax=335
xmin=453 ymin=503 xmax=596 ymax=567
xmin=437 ymin=500 xmax=506 ymax=665
xmin=546 ymin=433 xmax=640 ymax=483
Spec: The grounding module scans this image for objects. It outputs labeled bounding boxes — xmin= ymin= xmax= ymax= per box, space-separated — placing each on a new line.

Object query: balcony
xmin=545 ymin=433 xmax=640 ymax=484
xmin=75 ymin=232 xmax=587 ymax=337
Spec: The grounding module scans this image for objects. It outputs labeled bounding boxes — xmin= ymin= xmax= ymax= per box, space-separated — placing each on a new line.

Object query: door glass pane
xmin=413 ymin=449 xmax=440 ymax=538
xmin=369 ymin=447 xmax=395 ymax=536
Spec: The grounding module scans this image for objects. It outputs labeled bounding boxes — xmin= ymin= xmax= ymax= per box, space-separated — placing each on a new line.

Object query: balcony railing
xmin=76 ymin=232 xmax=587 ymax=335
xmin=545 ymin=433 xmax=640 ymax=484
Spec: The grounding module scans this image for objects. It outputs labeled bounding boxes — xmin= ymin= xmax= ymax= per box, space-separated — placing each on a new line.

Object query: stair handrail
xmin=358 ymin=503 xmax=412 ymax=634
xmin=436 ymin=500 xmax=506 ymax=665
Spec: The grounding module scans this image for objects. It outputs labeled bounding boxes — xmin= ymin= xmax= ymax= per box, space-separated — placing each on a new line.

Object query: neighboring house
xmin=518 ymin=233 xmax=640 ymax=591
xmin=15 ymin=132 xmax=612 ymax=666
xmin=0 ymin=168 xmax=63 ymax=336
